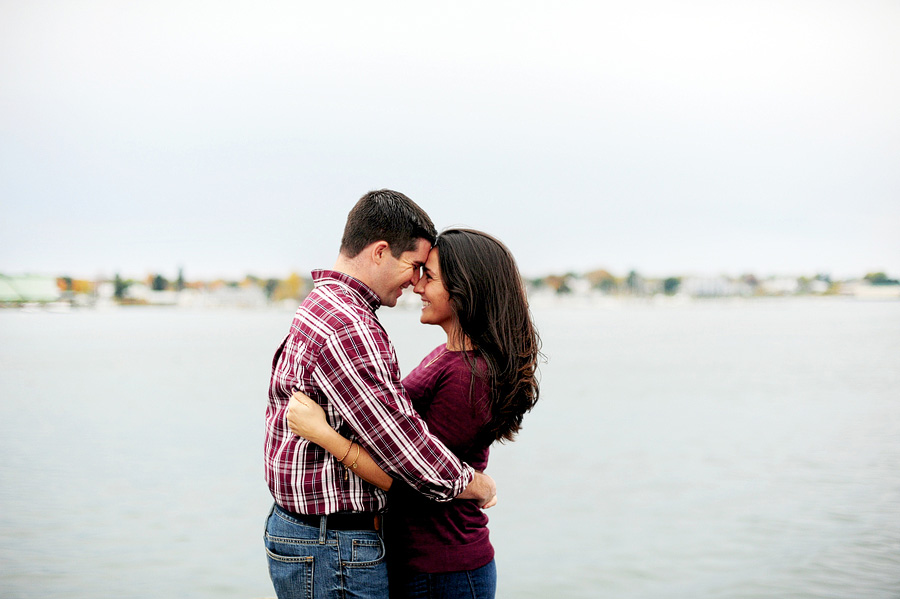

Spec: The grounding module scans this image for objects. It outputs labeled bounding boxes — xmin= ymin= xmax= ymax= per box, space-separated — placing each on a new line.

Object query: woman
xmin=287 ymin=228 xmax=541 ymax=599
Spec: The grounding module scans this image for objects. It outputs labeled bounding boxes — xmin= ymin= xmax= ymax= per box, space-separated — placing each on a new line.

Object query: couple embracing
xmin=263 ymin=190 xmax=541 ymax=599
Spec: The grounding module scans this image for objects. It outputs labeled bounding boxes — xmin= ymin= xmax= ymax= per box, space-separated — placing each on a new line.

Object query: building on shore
xmin=0 ymin=274 xmax=61 ymax=304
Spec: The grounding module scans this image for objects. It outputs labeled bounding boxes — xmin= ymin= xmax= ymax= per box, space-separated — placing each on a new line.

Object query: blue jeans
xmin=265 ymin=504 xmax=389 ymax=599
xmin=390 ymin=559 xmax=497 ymax=599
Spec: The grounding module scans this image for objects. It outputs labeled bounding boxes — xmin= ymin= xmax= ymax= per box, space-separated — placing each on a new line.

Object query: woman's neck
xmin=442 ymin=325 xmax=472 ymax=351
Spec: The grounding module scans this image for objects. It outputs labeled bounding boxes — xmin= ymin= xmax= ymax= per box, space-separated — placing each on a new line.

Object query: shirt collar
xmin=312 ymin=269 xmax=382 ymax=312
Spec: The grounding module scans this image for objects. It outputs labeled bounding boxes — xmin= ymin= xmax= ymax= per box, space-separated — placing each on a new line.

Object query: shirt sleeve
xmin=311 ymin=320 xmax=474 ymax=501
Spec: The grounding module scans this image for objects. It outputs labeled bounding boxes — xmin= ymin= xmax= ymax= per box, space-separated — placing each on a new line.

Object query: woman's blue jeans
xmin=390 ymin=559 xmax=497 ymax=599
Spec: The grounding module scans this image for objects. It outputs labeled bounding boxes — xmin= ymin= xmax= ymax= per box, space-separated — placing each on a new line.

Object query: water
xmin=1 ymin=299 xmax=898 ymax=598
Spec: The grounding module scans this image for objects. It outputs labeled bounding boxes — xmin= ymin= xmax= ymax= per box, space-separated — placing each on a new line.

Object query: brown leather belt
xmin=277 ymin=505 xmax=381 ymax=531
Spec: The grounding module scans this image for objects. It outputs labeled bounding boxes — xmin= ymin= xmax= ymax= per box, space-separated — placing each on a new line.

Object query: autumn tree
xmin=272 ymin=273 xmax=307 ymax=302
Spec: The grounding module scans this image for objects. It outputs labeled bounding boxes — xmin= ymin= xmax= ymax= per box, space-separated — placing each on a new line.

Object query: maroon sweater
xmin=385 ymin=344 xmax=494 ymax=573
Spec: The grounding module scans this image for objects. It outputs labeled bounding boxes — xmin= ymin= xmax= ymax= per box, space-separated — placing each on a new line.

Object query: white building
xmin=680 ymin=276 xmax=752 ymax=298
xmin=0 ymin=275 xmax=61 ymax=303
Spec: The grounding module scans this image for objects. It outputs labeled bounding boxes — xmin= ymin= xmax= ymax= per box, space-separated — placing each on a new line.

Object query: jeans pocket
xmin=347 ymin=537 xmax=386 ymax=567
xmin=265 ymin=543 xmax=314 ymax=599
xmin=265 ymin=509 xmax=319 ymax=599
xmin=341 ymin=534 xmax=389 ymax=598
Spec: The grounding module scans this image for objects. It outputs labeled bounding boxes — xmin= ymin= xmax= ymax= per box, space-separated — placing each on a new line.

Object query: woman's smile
xmin=413 ymin=249 xmax=454 ymax=331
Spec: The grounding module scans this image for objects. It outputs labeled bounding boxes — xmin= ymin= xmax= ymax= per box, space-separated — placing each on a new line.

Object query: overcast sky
xmin=1 ymin=1 xmax=898 ymax=281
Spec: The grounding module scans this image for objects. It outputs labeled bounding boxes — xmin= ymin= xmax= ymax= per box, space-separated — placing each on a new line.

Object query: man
xmin=264 ymin=190 xmax=496 ymax=599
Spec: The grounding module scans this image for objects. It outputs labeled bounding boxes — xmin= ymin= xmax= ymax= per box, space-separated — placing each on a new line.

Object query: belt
xmin=277 ymin=505 xmax=381 ymax=531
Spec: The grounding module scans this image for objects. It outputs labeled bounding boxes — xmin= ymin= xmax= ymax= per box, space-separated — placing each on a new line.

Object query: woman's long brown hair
xmin=435 ymin=229 xmax=542 ymax=443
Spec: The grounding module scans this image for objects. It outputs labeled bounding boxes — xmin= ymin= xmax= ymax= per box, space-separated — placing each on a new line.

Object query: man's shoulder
xmin=293 ymin=284 xmax=384 ymax=343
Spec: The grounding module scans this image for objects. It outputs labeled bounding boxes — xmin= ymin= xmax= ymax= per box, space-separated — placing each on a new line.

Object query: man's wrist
xmin=457 ymin=470 xmax=496 ymax=504
xmin=456 ymin=464 xmax=476 ymax=497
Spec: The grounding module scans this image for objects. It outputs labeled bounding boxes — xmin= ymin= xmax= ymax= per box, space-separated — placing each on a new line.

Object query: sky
xmin=1 ymin=0 xmax=898 ymax=281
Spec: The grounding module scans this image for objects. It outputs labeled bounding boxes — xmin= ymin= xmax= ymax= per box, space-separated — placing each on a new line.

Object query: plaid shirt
xmin=265 ymin=270 xmax=474 ymax=515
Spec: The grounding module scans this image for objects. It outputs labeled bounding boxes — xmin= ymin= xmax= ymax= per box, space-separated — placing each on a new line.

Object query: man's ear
xmin=370 ymin=241 xmax=391 ymax=265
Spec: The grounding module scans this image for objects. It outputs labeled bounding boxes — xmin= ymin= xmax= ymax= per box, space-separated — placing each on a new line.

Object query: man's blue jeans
xmin=265 ymin=504 xmax=388 ymax=599
xmin=390 ymin=559 xmax=497 ymax=599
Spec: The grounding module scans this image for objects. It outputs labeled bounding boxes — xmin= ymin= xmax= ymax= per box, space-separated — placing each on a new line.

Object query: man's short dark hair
xmin=340 ymin=190 xmax=437 ymax=258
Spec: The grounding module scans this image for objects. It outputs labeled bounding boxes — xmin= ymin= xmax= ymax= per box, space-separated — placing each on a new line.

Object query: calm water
xmin=1 ymin=298 xmax=898 ymax=598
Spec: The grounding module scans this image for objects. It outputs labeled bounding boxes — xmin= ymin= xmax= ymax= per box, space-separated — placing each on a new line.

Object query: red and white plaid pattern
xmin=264 ymin=270 xmax=473 ymax=515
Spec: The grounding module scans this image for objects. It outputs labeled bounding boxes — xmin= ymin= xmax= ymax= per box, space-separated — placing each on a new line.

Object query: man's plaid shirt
xmin=264 ymin=269 xmax=474 ymax=514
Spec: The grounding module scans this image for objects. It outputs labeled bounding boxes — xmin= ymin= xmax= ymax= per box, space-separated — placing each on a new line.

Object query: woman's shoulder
xmin=423 ymin=343 xmax=449 ymax=362
xmin=405 ymin=344 xmax=449 ymax=386
xmin=432 ymin=348 xmax=486 ymax=382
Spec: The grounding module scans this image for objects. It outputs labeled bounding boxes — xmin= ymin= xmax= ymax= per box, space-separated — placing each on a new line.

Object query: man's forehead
xmin=421 ymin=247 xmax=441 ymax=270
xmin=409 ymin=238 xmax=432 ymax=260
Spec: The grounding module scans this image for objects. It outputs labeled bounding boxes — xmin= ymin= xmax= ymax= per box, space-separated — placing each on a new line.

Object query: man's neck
xmin=332 ymin=255 xmax=373 ymax=290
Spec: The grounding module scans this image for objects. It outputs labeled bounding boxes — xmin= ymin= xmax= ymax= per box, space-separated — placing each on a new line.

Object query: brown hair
xmin=340 ymin=190 xmax=436 ymax=258
xmin=435 ymin=228 xmax=541 ymax=443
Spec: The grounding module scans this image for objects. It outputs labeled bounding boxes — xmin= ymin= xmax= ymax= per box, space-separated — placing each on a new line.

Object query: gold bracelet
xmin=348 ymin=443 xmax=361 ymax=471
xmin=338 ymin=438 xmax=353 ymax=463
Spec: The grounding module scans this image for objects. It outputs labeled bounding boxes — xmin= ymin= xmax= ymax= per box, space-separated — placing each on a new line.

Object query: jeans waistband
xmin=274 ymin=504 xmax=381 ymax=531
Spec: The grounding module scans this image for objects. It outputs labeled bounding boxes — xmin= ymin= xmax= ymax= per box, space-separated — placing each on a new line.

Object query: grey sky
xmin=1 ymin=1 xmax=898 ymax=281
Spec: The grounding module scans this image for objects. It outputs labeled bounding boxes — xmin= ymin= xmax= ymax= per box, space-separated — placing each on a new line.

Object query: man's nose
xmin=410 ymin=267 xmax=421 ymax=286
